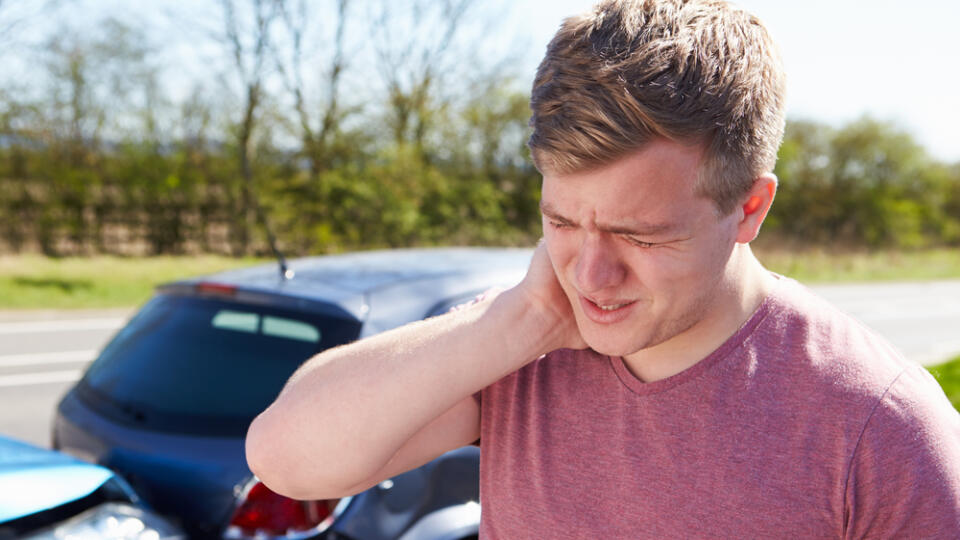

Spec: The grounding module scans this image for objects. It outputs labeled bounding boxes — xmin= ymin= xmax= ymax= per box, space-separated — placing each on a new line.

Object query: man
xmin=247 ymin=0 xmax=960 ymax=537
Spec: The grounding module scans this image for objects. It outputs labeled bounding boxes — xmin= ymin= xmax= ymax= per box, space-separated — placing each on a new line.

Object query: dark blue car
xmin=53 ymin=248 xmax=531 ymax=539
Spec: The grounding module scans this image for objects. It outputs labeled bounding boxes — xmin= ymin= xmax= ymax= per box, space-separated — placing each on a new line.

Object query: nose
xmin=574 ymin=234 xmax=626 ymax=295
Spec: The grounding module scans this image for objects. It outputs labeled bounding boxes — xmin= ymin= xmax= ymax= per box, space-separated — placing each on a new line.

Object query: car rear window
xmin=78 ymin=293 xmax=361 ymax=435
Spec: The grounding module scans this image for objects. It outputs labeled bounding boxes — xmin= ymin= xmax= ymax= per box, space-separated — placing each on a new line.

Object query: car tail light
xmin=225 ymin=480 xmax=340 ymax=538
xmin=195 ymin=282 xmax=237 ymax=296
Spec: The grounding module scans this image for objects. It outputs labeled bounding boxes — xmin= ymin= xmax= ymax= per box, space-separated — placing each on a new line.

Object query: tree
xmin=370 ymin=0 xmax=478 ymax=157
xmin=274 ymin=0 xmax=352 ymax=179
xmin=217 ymin=0 xmax=283 ymax=255
xmin=772 ymin=117 xmax=951 ymax=249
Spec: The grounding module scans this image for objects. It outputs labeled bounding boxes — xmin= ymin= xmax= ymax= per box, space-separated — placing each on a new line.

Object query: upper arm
xmin=341 ymin=394 xmax=481 ymax=495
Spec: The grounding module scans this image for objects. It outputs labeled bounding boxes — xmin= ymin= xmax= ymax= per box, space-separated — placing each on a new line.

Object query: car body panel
xmin=0 ymin=434 xmax=186 ymax=540
xmin=177 ymin=248 xmax=531 ymax=323
xmin=56 ymin=391 xmax=247 ymax=536
xmin=329 ymin=447 xmax=481 ymax=540
xmin=0 ymin=436 xmax=114 ymax=522
xmin=396 ymin=503 xmax=482 ymax=540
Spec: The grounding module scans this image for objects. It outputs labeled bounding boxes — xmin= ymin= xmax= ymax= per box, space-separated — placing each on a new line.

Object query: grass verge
xmin=0 ymin=254 xmax=267 ymax=309
xmin=756 ymin=247 xmax=960 ymax=283
xmin=928 ymin=355 xmax=960 ymax=412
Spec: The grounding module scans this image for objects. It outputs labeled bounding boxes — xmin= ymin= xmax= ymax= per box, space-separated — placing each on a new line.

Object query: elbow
xmin=245 ymin=409 xmax=322 ymax=499
xmin=245 ymin=408 xmax=374 ymax=500
xmin=245 ymin=411 xmax=282 ymax=493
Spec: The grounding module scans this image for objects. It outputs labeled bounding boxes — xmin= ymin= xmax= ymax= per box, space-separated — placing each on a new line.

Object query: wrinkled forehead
xmin=539 ymin=142 xmax=718 ymax=224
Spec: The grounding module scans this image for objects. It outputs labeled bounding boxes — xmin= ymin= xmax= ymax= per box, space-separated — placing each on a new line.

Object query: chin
xmin=580 ymin=331 xmax=648 ymax=358
xmin=575 ymin=314 xmax=674 ymax=358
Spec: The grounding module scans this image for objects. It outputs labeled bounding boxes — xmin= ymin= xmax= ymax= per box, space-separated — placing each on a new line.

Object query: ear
xmin=735 ymin=173 xmax=777 ymax=244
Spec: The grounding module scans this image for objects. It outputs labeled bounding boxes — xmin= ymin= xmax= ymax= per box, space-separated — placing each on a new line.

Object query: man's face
xmin=540 ymin=139 xmax=742 ymax=361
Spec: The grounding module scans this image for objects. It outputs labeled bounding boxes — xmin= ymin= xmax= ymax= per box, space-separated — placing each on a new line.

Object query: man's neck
xmin=621 ymin=245 xmax=775 ymax=383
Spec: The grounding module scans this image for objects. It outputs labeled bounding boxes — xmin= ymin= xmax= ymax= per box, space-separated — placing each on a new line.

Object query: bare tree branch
xmin=273 ymin=0 xmax=351 ymax=178
xmin=214 ymin=0 xmax=283 ymax=255
xmin=370 ymin=0 xmax=480 ymax=153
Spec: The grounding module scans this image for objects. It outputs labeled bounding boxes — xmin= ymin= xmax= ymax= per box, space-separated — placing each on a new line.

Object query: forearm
xmin=246 ymin=288 xmax=559 ymax=498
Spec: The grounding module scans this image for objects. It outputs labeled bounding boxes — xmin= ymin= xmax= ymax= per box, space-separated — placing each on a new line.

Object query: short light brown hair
xmin=529 ymin=0 xmax=786 ymax=214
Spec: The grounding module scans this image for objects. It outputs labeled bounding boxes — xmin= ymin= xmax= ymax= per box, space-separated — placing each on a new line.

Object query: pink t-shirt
xmin=477 ymin=277 xmax=960 ymax=538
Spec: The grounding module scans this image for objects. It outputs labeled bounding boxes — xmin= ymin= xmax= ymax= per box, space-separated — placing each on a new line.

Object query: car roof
xmin=162 ymin=247 xmax=533 ymax=321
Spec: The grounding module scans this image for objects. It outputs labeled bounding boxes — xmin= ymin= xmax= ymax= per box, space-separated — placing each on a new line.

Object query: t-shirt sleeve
xmin=843 ymin=365 xmax=960 ymax=538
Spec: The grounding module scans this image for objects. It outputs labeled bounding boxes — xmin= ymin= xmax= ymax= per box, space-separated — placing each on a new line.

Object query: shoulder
xmin=758 ymin=274 xmax=958 ymax=420
xmin=843 ymin=363 xmax=960 ymax=536
xmin=754 ymin=276 xmax=911 ymax=397
xmin=740 ymin=277 xmax=945 ymax=453
xmin=746 ymin=279 xmax=960 ymax=533
xmin=760 ymin=278 xmax=960 ymax=532
xmin=858 ymin=363 xmax=960 ymax=462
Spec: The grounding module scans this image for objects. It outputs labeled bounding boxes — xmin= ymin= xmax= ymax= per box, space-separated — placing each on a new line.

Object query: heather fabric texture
xmin=476 ymin=276 xmax=960 ymax=538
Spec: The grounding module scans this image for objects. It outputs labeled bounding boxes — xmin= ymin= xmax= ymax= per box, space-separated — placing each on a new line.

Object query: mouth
xmin=579 ymin=295 xmax=637 ymax=323
xmin=596 ymin=302 xmax=631 ymax=311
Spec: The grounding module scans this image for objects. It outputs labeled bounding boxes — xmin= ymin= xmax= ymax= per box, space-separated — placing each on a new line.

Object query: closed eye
xmin=547 ymin=219 xmax=574 ymax=230
xmin=623 ymin=235 xmax=657 ymax=248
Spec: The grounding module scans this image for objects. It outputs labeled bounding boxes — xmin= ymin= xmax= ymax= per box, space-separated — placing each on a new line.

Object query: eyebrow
xmin=539 ymin=201 xmax=679 ymax=236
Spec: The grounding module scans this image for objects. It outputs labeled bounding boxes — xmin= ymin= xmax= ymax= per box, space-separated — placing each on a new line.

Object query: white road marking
xmin=0 ymin=318 xmax=126 ymax=334
xmin=0 ymin=370 xmax=83 ymax=387
xmin=0 ymin=350 xmax=98 ymax=367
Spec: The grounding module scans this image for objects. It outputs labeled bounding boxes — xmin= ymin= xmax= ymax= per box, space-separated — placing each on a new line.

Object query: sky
xmin=512 ymin=0 xmax=960 ymax=163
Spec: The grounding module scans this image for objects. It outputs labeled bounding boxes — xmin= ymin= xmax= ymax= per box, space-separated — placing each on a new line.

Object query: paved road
xmin=812 ymin=280 xmax=960 ymax=366
xmin=2 ymin=280 xmax=959 ymax=448
xmin=0 ymin=309 xmax=133 ymax=448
